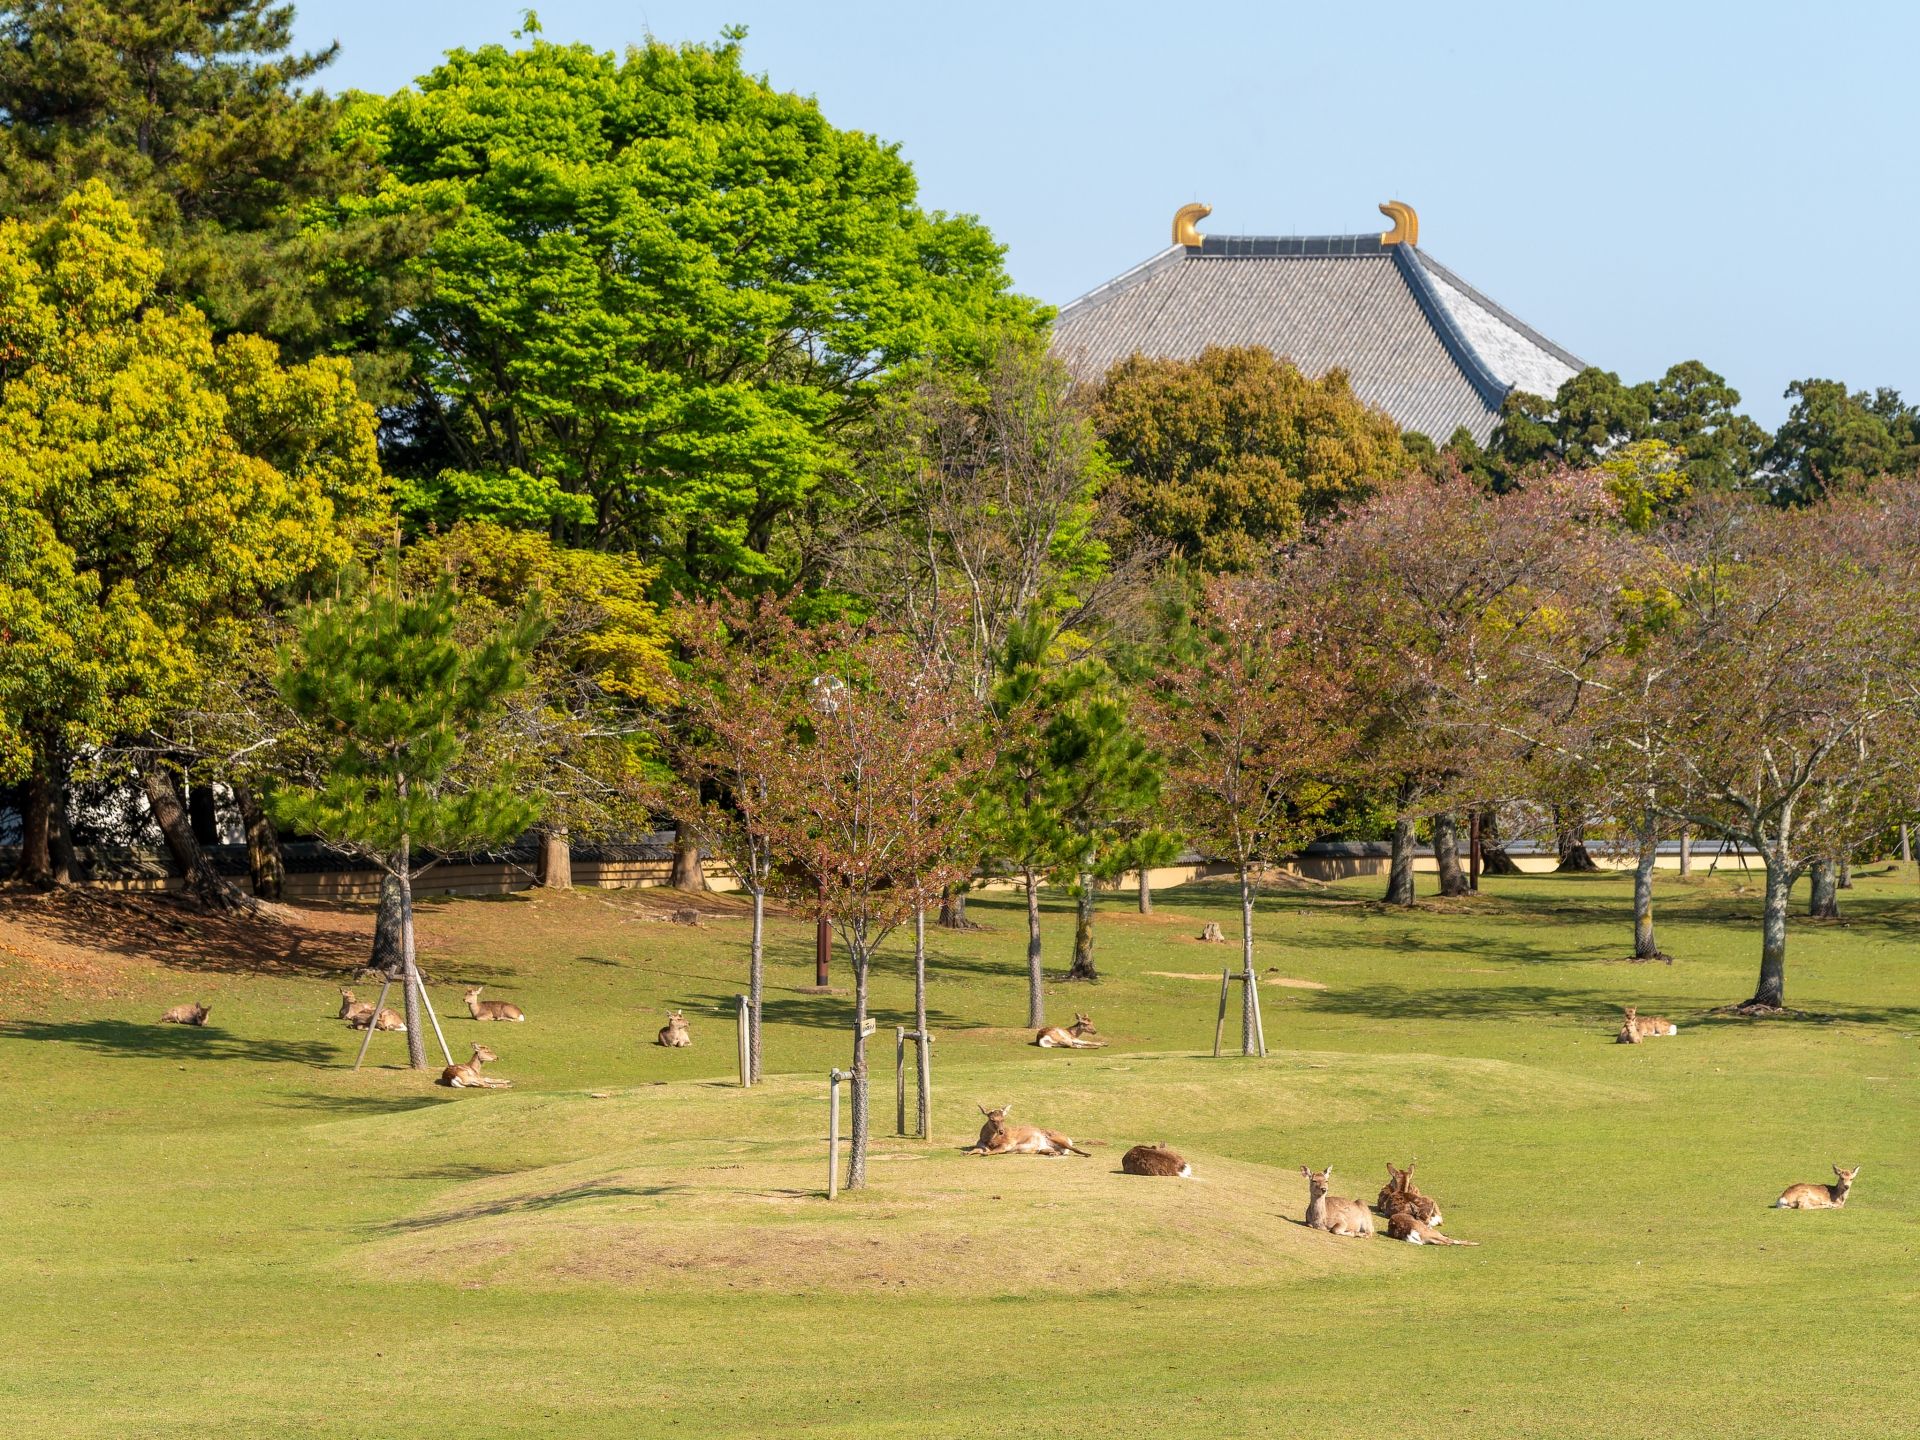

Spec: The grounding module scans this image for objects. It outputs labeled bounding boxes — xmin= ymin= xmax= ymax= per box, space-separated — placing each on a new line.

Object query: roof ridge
xmin=1390 ymin=244 xmax=1509 ymax=415
xmin=1055 ymin=245 xmax=1184 ymax=321
xmin=1412 ymin=250 xmax=1587 ymax=375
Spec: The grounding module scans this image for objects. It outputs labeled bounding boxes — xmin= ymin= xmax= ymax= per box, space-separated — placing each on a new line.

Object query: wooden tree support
xmin=1211 ymin=968 xmax=1269 ymax=1059
xmin=349 ymin=966 xmax=454 ymax=1071
xmin=827 ymin=1067 xmax=849 ymax=1200
xmin=735 ymin=994 xmax=752 ymax=1088
xmin=894 ymin=1026 xmax=933 ymax=1140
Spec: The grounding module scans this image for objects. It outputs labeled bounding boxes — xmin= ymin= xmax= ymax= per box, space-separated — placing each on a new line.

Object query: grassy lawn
xmin=1 ymin=867 xmax=1916 ymax=1439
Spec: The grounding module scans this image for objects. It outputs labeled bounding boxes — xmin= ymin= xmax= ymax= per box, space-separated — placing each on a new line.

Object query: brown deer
xmin=1622 ymin=1004 xmax=1677 ymax=1038
xmin=1615 ymin=1011 xmax=1643 ymax=1044
xmin=964 ymin=1102 xmax=1089 ymax=1157
xmin=1120 ymin=1143 xmax=1191 ymax=1178
xmin=1034 ymin=1012 xmax=1105 ymax=1049
xmin=656 ymin=1010 xmax=691 ymax=1047
xmin=160 ymin=1002 xmax=210 ymax=1026
xmin=1776 ymin=1164 xmax=1860 ymax=1210
xmin=463 ymin=986 xmax=525 ymax=1022
xmin=1386 ymin=1209 xmax=1478 ymax=1245
xmin=1302 ymin=1165 xmax=1374 ymax=1237
xmin=438 ymin=1043 xmax=512 ymax=1089
xmin=1375 ymin=1160 xmax=1443 ymax=1226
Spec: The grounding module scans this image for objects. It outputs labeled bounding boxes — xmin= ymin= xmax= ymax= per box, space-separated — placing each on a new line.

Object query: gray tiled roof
xmin=1052 ymin=235 xmax=1583 ymax=446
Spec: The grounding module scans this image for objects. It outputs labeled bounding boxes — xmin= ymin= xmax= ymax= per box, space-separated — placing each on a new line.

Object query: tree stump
xmin=1198 ymin=921 xmax=1226 ymax=943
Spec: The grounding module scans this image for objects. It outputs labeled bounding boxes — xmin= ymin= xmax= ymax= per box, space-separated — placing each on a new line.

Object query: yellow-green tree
xmin=0 ymin=181 xmax=386 ymax=897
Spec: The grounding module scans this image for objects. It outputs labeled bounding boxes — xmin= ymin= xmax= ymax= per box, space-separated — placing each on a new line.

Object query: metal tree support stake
xmin=894 ymin=1026 xmax=933 ymax=1139
xmin=735 ymin=994 xmax=751 ymax=1088
xmin=1212 ymin=968 xmax=1268 ymax=1058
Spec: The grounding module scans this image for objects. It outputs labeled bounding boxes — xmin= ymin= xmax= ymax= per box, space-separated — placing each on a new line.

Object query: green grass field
xmin=2 ymin=866 xmax=1916 ymax=1439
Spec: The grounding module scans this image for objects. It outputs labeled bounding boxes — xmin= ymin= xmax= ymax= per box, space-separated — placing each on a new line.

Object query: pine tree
xmin=270 ymin=577 xmax=543 ymax=1067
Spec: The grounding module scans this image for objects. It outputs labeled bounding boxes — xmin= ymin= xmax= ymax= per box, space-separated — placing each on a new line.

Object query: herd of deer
xmin=156 ymin=983 xmax=1860 ymax=1218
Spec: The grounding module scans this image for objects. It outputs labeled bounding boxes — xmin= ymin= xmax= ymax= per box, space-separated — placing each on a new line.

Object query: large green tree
xmin=1767 ymin=378 xmax=1920 ymax=504
xmin=0 ymin=0 xmax=418 ymax=397
xmin=362 ymin=30 xmax=1038 ymax=591
xmin=1093 ymin=345 xmax=1406 ymax=572
xmin=0 ymin=182 xmax=385 ymax=896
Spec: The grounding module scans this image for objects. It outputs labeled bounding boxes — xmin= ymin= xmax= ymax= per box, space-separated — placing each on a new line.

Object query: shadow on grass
xmin=0 ymin=889 xmax=366 ymax=980
xmin=269 ymin=1091 xmax=447 ymax=1117
xmin=381 ymin=1177 xmax=676 ymax=1233
xmin=685 ymin=988 xmax=993 ymax=1034
xmin=0 ymin=1017 xmax=335 ymax=1066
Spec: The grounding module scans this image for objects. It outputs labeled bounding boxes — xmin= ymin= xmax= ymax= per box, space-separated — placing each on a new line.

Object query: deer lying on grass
xmin=463 ymin=986 xmax=525 ymax=1022
xmin=160 ymin=1002 xmax=210 ymax=1026
xmin=338 ymin=989 xmax=405 ymax=1031
xmin=1621 ymin=1005 xmax=1677 ymax=1039
xmin=656 ymin=1010 xmax=691 ymax=1047
xmin=1121 ymin=1143 xmax=1191 ymax=1177
xmin=964 ymin=1103 xmax=1090 ymax=1157
xmin=1374 ymin=1160 xmax=1443 ymax=1226
xmin=438 ymin=1043 xmax=512 ymax=1089
xmin=1776 ymin=1164 xmax=1860 ymax=1210
xmin=1386 ymin=1209 xmax=1478 ymax=1245
xmin=1302 ymin=1166 xmax=1374 ymax=1237
xmin=1035 ymin=1012 xmax=1104 ymax=1049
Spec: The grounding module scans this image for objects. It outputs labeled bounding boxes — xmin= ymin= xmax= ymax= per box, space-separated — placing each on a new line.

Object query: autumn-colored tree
xmin=754 ymin=625 xmax=986 ymax=1190
xmin=1094 ymin=345 xmax=1406 ymax=572
xmin=0 ymin=182 xmax=384 ymax=900
xmin=1140 ymin=573 xmax=1352 ymax=1055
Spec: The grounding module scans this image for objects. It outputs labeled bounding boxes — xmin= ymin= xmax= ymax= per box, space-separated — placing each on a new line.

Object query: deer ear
xmin=1300 ymin=1165 xmax=1311 ymax=1177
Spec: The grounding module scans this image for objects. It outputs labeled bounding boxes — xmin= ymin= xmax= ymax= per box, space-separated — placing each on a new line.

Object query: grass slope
xmin=0 ymin=869 xmax=1916 ymax=1438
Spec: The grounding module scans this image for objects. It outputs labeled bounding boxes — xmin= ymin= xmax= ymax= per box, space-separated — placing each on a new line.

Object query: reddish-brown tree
xmin=1139 ymin=572 xmax=1353 ymax=1055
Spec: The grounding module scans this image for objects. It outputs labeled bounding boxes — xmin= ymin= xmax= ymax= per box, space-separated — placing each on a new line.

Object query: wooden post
xmin=351 ymin=974 xmax=394 ymax=1071
xmin=895 ymin=1025 xmax=907 ymax=1135
xmin=737 ymin=995 xmax=752 ymax=1088
xmin=412 ymin=971 xmax=454 ymax=1066
xmin=827 ymin=1068 xmax=847 ymax=1200
xmin=1212 ymin=968 xmax=1230 ymax=1058
xmin=1468 ymin=811 xmax=1481 ymax=893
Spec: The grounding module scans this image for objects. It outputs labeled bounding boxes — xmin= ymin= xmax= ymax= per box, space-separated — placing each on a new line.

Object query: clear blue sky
xmin=295 ymin=0 xmax=1920 ymax=426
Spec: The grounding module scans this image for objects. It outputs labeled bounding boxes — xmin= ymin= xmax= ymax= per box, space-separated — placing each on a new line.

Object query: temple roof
xmin=1051 ymin=207 xmax=1585 ymax=445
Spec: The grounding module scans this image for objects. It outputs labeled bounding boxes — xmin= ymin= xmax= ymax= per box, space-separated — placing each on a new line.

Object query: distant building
xmin=1052 ymin=201 xmax=1584 ymax=445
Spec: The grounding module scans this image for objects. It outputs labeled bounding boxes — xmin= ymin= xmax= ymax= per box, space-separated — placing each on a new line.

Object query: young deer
xmin=1386 ymin=1209 xmax=1478 ymax=1245
xmin=1615 ymin=1011 xmax=1643 ymax=1044
xmin=964 ymin=1102 xmax=1090 ymax=1157
xmin=1121 ymin=1143 xmax=1191 ymax=1178
xmin=348 ymin=1004 xmax=406 ymax=1032
xmin=656 ymin=1010 xmax=691 ymax=1047
xmin=463 ymin=986 xmax=526 ymax=1022
xmin=1302 ymin=1165 xmax=1374 ymax=1237
xmin=438 ymin=1043 xmax=512 ymax=1089
xmin=1375 ymin=1160 xmax=1443 ymax=1226
xmin=1034 ymin=1012 xmax=1105 ymax=1049
xmin=1776 ymin=1164 xmax=1860 ymax=1210
xmin=1622 ymin=1005 xmax=1677 ymax=1039
xmin=160 ymin=1002 xmax=210 ymax=1026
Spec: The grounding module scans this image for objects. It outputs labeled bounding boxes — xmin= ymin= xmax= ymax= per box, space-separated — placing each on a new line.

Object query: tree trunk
xmin=748 ymin=883 xmax=765 ymax=1083
xmin=47 ymin=771 xmax=76 ymax=885
xmin=10 ymin=761 xmax=54 ymax=887
xmin=1137 ymin=866 xmax=1152 ymax=914
xmin=1631 ymin=814 xmax=1662 ymax=960
xmin=1024 ymin=865 xmax=1044 ymax=1028
xmin=668 ymin=834 xmax=706 ymax=892
xmin=1556 ymin=840 xmax=1600 ymax=872
xmin=1678 ymin=828 xmax=1693 ymax=877
xmin=846 ymin=932 xmax=870 ymax=1191
xmin=1808 ymin=859 xmax=1840 ymax=919
xmin=397 ymin=847 xmax=428 ymax=1069
xmin=1239 ymin=864 xmax=1257 ymax=1056
xmin=233 ymin=785 xmax=284 ymax=901
xmin=370 ymin=871 xmax=404 ymax=975
xmin=938 ymin=887 xmax=972 ymax=929
xmin=1753 ymin=853 xmax=1791 ymax=1008
xmin=1433 ymin=811 xmax=1469 ymax=896
xmin=1837 ymin=855 xmax=1852 ymax=890
xmin=140 ymin=756 xmax=248 ymax=912
xmin=187 ymin=783 xmax=220 ymax=846
xmin=1067 ymin=873 xmax=1098 ymax=981
xmin=1902 ymin=824 xmax=1912 ymax=866
xmin=913 ymin=904 xmax=929 ymax=1139
xmin=538 ymin=826 xmax=572 ymax=889
xmin=1478 ymin=808 xmax=1523 ymax=875
xmin=1384 ymin=815 xmax=1417 ymax=905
